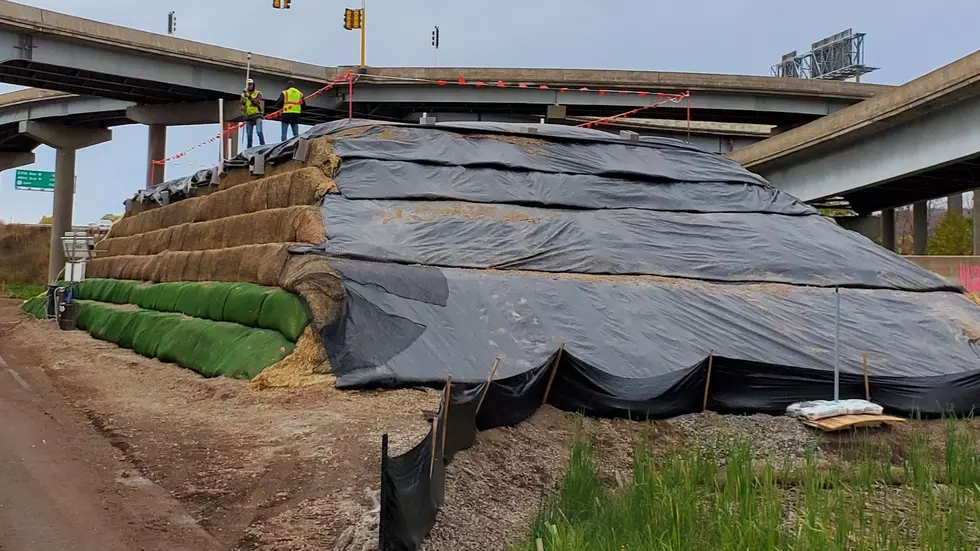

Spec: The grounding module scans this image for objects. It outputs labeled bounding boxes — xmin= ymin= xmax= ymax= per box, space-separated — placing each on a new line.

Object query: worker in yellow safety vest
xmin=276 ymin=81 xmax=305 ymax=141
xmin=241 ymin=79 xmax=265 ymax=148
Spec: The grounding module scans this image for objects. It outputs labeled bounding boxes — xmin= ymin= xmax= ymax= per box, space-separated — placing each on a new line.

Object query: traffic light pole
xmin=360 ymin=0 xmax=366 ymax=67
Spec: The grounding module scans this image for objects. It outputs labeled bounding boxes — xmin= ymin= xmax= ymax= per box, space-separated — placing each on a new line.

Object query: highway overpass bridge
xmin=0 ymin=1 xmax=886 ymax=173
xmin=730 ymin=49 xmax=980 ymax=255
xmin=0 ymin=0 xmax=902 ymax=284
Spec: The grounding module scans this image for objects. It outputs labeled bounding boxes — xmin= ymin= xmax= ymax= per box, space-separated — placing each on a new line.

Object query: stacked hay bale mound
xmin=30 ymin=120 xmax=980 ymax=413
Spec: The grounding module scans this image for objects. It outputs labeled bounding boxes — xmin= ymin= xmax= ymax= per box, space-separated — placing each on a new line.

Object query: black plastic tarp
xmin=332 ymin=158 xmax=815 ymax=215
xmin=315 ymin=196 xmax=952 ymax=291
xmin=322 ymin=259 xmax=980 ymax=415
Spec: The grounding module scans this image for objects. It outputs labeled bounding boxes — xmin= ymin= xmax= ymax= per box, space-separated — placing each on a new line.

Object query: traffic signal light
xmin=167 ymin=11 xmax=176 ymax=35
xmin=273 ymin=0 xmax=280 ymax=7
xmin=343 ymin=8 xmax=362 ymax=30
xmin=431 ymin=26 xmax=439 ymax=48
xmin=284 ymin=0 xmax=291 ymax=7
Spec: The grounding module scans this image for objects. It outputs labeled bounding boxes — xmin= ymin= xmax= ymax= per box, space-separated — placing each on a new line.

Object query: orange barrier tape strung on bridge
xmin=575 ymin=91 xmax=691 ymax=129
xmin=151 ymin=72 xmax=354 ymax=170
xmin=356 ymin=72 xmax=691 ymax=100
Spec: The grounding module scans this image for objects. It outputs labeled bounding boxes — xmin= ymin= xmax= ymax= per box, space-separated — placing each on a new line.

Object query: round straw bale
xmin=288 ymin=168 xmax=326 ymax=205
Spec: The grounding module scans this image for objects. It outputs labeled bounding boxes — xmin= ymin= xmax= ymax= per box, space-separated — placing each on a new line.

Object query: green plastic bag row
xmin=73 ymin=279 xmax=310 ymax=342
xmin=74 ymin=301 xmax=293 ymax=380
xmin=22 ymin=293 xmax=47 ymax=318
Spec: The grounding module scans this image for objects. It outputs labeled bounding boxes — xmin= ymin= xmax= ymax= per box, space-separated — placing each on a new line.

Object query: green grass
xmin=512 ymin=420 xmax=980 ymax=551
xmin=4 ymin=282 xmax=44 ymax=300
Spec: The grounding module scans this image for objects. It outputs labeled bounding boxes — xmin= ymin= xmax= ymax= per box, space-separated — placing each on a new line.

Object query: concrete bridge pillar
xmin=17 ymin=121 xmax=111 ymax=288
xmin=948 ymin=193 xmax=964 ymax=216
xmin=146 ymin=124 xmax=166 ymax=188
xmin=881 ymin=208 xmax=895 ymax=251
xmin=913 ymin=201 xmax=928 ymax=255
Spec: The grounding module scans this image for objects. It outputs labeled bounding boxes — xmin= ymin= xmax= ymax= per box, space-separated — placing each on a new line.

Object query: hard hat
xmin=247 ymin=78 xmax=255 ymax=85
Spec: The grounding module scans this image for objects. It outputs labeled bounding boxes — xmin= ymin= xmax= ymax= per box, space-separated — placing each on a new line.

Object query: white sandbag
xmin=786 ymin=399 xmax=883 ymax=421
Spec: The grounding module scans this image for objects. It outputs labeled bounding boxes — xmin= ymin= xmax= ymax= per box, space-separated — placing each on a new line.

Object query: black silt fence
xmin=377 ymin=348 xmax=975 ymax=550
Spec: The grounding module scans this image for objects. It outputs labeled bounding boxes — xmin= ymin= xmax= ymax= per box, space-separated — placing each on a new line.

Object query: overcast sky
xmin=0 ymin=0 xmax=977 ymax=224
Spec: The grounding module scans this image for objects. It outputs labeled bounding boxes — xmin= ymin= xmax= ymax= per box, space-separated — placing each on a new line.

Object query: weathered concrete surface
xmin=729 ymin=49 xmax=980 ymax=169
xmin=906 ymin=255 xmax=980 ymax=291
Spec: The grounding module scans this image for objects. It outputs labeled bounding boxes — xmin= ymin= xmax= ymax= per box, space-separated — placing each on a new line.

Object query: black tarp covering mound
xmin=137 ymin=119 xmax=980 ymax=416
xmin=295 ymin=120 xmax=980 ymax=416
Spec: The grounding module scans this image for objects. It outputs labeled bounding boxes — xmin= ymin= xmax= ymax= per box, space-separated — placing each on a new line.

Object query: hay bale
xmin=264 ymin=174 xmax=294 ymax=209
xmin=217 ymin=167 xmax=253 ymax=191
xmin=168 ymin=223 xmax=189 ymax=251
xmin=212 ymin=247 xmax=243 ymax=282
xmin=243 ymin=178 xmax=270 ymax=212
xmin=294 ymin=207 xmax=326 ymax=244
xmin=288 ymin=167 xmax=333 ymax=205
xmin=278 ymin=255 xmax=346 ymax=332
xmin=182 ymin=250 xmax=205 ymax=281
xmin=87 ymin=258 xmax=110 ymax=279
xmin=254 ymin=244 xmax=290 ymax=286
xmin=306 ymin=137 xmax=336 ymax=168
xmin=164 ymin=252 xmax=187 ymax=282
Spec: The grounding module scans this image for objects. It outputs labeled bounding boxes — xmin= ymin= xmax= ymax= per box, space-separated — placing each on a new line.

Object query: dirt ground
xmin=0 ymin=299 xmax=436 ymax=550
xmin=0 ymin=298 xmax=965 ymax=550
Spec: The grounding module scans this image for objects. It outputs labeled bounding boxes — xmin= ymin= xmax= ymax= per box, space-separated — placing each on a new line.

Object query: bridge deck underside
xmin=841 ymin=158 xmax=980 ymax=213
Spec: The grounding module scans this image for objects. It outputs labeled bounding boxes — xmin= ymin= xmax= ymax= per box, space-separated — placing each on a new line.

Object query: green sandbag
xmin=155 ymin=316 xmax=208 ymax=366
xmin=210 ymin=328 xmax=294 ymax=380
xmin=105 ymin=280 xmax=138 ymax=305
xmin=22 ymin=294 xmax=46 ymax=319
xmin=86 ymin=304 xmax=117 ymax=341
xmin=174 ymin=283 xmax=211 ymax=319
xmin=131 ymin=312 xmax=182 ymax=358
xmin=257 ymin=289 xmax=310 ymax=342
xmin=222 ymin=283 xmax=268 ymax=327
xmin=190 ymin=322 xmax=255 ymax=377
xmin=101 ymin=308 xmax=134 ymax=345
xmin=204 ymin=282 xmax=237 ymax=321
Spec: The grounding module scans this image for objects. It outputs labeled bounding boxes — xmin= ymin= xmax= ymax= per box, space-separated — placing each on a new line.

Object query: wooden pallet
xmin=802 ymin=413 xmax=906 ymax=432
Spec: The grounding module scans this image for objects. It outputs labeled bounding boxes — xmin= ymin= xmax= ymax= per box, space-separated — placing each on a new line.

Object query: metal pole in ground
xmin=218 ymin=98 xmax=225 ymax=167
xmin=834 ymin=287 xmax=840 ymax=401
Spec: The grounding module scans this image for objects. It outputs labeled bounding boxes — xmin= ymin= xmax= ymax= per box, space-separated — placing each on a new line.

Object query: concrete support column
xmin=17 ymin=121 xmax=111 ymax=301
xmin=913 ymin=201 xmax=928 ymax=255
xmin=948 ymin=193 xmax=964 ymax=216
xmin=881 ymin=208 xmax=895 ymax=251
xmin=47 ymin=148 xmax=75 ymax=285
xmin=146 ymin=124 xmax=166 ymax=188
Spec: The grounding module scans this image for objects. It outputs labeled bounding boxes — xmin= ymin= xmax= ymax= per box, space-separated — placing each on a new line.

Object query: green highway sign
xmin=14 ymin=169 xmax=55 ymax=191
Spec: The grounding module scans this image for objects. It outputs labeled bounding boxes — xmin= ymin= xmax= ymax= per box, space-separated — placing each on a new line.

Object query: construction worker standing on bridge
xmin=241 ymin=79 xmax=265 ymax=148
xmin=276 ymin=81 xmax=305 ymax=141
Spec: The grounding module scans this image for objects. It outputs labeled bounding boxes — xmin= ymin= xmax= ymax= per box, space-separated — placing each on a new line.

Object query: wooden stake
xmin=439 ymin=375 xmax=452 ymax=460
xmin=702 ymin=350 xmax=714 ymax=412
xmin=862 ymin=353 xmax=870 ymax=401
xmin=475 ymin=358 xmax=500 ymax=415
xmin=541 ymin=344 xmax=565 ymax=406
